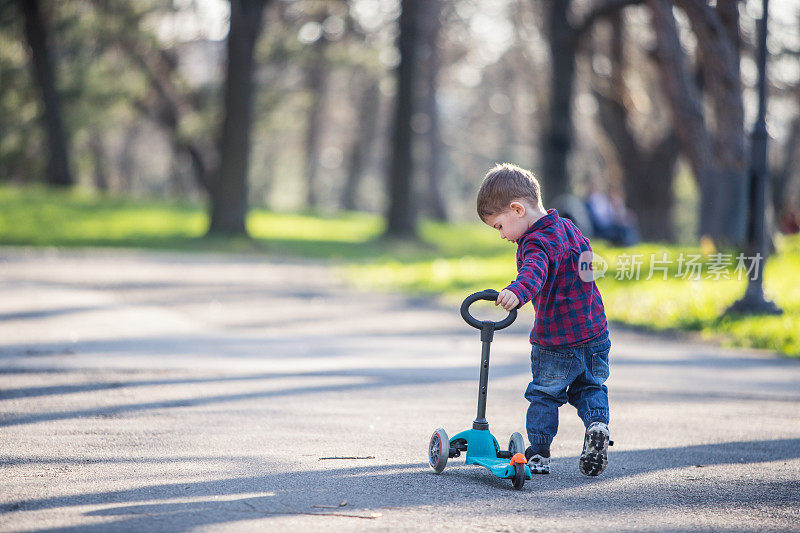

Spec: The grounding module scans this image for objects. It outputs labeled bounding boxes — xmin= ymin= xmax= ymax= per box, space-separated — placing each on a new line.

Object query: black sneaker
xmin=524 ymin=446 xmax=550 ymax=474
xmin=579 ymin=422 xmax=610 ymax=476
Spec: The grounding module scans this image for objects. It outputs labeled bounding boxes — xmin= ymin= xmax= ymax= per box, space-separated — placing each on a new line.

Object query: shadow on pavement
xmin=5 ymin=438 xmax=800 ymax=531
xmin=0 ymin=362 xmax=527 ymax=428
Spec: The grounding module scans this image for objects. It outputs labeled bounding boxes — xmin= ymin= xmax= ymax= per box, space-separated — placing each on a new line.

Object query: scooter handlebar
xmin=460 ymin=289 xmax=517 ymax=331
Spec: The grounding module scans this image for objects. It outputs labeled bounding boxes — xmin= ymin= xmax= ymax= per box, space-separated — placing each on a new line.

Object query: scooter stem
xmin=459 ymin=289 xmax=518 ymax=431
xmin=473 ymin=321 xmax=494 ymax=430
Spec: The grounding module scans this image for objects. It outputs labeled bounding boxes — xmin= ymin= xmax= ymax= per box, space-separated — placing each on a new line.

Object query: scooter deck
xmin=450 ymin=428 xmax=532 ymax=480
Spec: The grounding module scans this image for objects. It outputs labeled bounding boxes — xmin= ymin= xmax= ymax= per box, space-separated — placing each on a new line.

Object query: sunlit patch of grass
xmin=0 ymin=185 xmax=207 ymax=247
xmin=247 ymin=209 xmax=381 ymax=243
xmin=0 ymin=184 xmax=389 ymax=256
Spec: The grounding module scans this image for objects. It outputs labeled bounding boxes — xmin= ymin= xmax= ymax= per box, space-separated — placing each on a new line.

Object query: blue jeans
xmin=525 ymin=329 xmax=611 ymax=451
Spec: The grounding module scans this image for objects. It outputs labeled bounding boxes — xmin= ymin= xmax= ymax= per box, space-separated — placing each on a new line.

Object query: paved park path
xmin=0 ymin=248 xmax=798 ymax=532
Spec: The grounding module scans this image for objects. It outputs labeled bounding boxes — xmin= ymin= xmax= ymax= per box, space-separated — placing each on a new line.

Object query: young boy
xmin=477 ymin=163 xmax=612 ymax=477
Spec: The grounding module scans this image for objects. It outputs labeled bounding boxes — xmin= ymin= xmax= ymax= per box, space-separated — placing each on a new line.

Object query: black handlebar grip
xmin=460 ymin=289 xmax=517 ymax=331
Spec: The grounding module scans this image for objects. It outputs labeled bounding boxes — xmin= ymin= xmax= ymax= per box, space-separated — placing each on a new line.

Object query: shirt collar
xmin=516 ymin=208 xmax=558 ymax=244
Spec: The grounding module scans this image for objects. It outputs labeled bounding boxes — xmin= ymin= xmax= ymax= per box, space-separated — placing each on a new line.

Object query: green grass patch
xmin=0 ymin=184 xmax=388 ymax=256
xmin=342 ymin=227 xmax=800 ymax=359
xmin=2 ymin=183 xmax=798 ymax=357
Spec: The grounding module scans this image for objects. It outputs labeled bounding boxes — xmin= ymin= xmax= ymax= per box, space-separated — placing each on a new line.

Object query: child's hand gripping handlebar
xmin=460 ymin=289 xmax=517 ymax=332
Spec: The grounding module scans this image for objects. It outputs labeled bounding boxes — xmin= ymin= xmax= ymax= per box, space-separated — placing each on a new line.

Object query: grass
xmin=343 ymin=235 xmax=800 ymax=357
xmin=0 ymin=184 xmax=382 ymax=255
xmin=2 ymin=183 xmax=798 ymax=358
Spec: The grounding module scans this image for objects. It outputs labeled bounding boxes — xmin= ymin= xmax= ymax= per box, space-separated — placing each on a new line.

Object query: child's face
xmin=483 ymin=201 xmax=530 ymax=243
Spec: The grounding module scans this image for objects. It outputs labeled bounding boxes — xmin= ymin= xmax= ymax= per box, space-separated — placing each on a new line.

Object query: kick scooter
xmin=428 ymin=289 xmax=531 ymax=490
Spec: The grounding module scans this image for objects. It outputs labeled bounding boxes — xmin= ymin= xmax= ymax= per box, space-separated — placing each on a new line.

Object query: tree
xmin=385 ymin=0 xmax=422 ymax=238
xmin=539 ymin=0 xmax=642 ymax=202
xmin=420 ymin=0 xmax=447 ymax=221
xmin=540 ymin=0 xmax=576 ymax=201
xmin=684 ymin=0 xmax=747 ymax=246
xmin=17 ymin=0 xmax=73 ymax=186
xmin=340 ymin=70 xmax=381 ymax=211
xmin=208 ymin=0 xmax=270 ymax=236
xmin=109 ymin=18 xmax=216 ymax=194
xmin=590 ymin=10 xmax=679 ymax=241
xmin=301 ymin=11 xmax=331 ymax=210
xmin=646 ymin=0 xmax=747 ymax=247
xmin=772 ymin=110 xmax=800 ymax=221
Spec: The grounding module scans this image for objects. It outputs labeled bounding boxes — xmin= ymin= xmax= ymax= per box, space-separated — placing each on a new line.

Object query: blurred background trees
xmin=2 ymin=0 xmax=800 ymax=246
xmin=16 ymin=0 xmax=73 ymax=187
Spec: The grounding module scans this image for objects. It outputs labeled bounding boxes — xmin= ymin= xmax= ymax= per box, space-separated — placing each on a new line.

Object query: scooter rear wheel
xmin=512 ymin=462 xmax=526 ymax=490
xmin=429 ymin=428 xmax=449 ymax=473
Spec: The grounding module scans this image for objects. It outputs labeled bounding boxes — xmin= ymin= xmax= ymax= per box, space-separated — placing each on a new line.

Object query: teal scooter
xmin=428 ymin=289 xmax=531 ymax=490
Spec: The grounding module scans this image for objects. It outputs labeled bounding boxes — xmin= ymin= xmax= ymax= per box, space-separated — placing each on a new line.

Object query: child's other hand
xmin=495 ymin=289 xmax=519 ymax=311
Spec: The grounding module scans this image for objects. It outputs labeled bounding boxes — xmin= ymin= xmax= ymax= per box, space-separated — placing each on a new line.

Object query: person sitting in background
xmin=586 ymin=183 xmax=639 ymax=246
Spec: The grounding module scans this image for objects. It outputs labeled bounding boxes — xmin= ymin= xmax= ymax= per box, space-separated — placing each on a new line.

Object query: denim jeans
xmin=525 ymin=329 xmax=611 ymax=451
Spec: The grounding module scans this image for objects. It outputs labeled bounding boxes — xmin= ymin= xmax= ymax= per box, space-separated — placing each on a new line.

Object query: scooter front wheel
xmin=512 ymin=462 xmax=526 ymax=490
xmin=429 ymin=428 xmax=449 ymax=473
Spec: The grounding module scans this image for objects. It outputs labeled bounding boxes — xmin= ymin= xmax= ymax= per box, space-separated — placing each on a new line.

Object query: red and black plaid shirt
xmin=505 ymin=208 xmax=608 ymax=347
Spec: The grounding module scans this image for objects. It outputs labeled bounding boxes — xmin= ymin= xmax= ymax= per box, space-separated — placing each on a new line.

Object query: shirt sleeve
xmin=504 ymin=241 xmax=549 ymax=308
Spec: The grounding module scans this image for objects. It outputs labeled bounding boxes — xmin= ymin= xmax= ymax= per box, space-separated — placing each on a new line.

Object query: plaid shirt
xmin=505 ymin=209 xmax=608 ymax=347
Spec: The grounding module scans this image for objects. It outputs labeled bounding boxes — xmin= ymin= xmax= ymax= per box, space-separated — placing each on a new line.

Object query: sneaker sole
xmin=579 ymin=428 xmax=609 ymax=476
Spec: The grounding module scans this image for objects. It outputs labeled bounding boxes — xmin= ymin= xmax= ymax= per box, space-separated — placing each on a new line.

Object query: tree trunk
xmin=630 ymin=136 xmax=679 ymax=241
xmin=119 ymin=124 xmax=138 ymax=191
xmin=592 ymin=10 xmax=679 ymax=241
xmin=304 ymin=38 xmax=329 ymax=210
xmin=385 ymin=0 xmax=422 ymax=238
xmin=540 ymin=0 xmax=576 ymax=201
xmin=259 ymin=141 xmax=278 ymax=207
xmin=647 ymin=0 xmax=747 ymax=248
xmin=340 ymin=73 xmax=380 ymax=211
xmin=772 ymin=112 xmax=800 ymax=217
xmin=646 ymin=1 xmax=718 ymax=236
xmin=537 ymin=0 xmax=646 ymax=203
xmin=18 ymin=0 xmax=73 ymax=187
xmin=677 ymin=0 xmax=747 ymax=247
xmin=88 ymin=129 xmax=109 ymax=192
xmin=421 ymin=0 xmax=448 ymax=222
xmin=208 ymin=0 xmax=269 ymax=236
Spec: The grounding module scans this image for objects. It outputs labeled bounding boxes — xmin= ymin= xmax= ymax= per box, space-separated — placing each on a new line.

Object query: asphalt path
xmin=0 ymin=248 xmax=798 ymax=532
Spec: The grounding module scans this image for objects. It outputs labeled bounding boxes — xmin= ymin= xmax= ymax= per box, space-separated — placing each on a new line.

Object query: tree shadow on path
xmin=4 ymin=438 xmax=799 ymax=532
